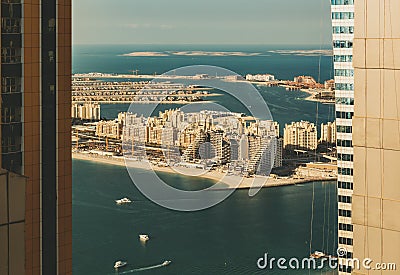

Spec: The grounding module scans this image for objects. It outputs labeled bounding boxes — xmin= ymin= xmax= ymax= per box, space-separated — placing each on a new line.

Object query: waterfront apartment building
xmin=283 ymin=121 xmax=318 ymax=151
xmin=331 ymin=0 xmax=355 ymax=274
xmin=0 ymin=0 xmax=72 ymax=274
xmin=320 ymin=121 xmax=337 ymax=144
xmin=352 ymin=1 xmax=400 ymax=274
xmin=72 ymin=102 xmax=101 ymax=120
xmin=245 ymin=74 xmax=275 ymax=82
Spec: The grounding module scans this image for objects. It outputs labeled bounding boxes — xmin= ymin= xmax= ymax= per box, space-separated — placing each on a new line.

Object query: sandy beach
xmin=72 ymin=152 xmax=336 ymax=190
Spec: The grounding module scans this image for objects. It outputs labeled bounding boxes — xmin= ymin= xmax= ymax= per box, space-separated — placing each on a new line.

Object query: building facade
xmin=72 ymin=102 xmax=100 ymax=120
xmin=331 ymin=0 xmax=355 ymax=273
xmin=352 ymin=0 xmax=400 ymax=274
xmin=0 ymin=169 xmax=26 ymax=275
xmin=0 ymin=0 xmax=72 ymax=274
xmin=283 ymin=121 xmax=318 ymax=151
xmin=321 ymin=121 xmax=337 ymax=144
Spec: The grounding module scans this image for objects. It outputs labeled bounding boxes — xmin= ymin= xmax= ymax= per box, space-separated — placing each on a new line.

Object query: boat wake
xmin=111 ymin=262 xmax=170 ymax=274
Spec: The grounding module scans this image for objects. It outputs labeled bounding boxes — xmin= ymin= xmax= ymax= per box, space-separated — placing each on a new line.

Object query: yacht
xmin=139 ymin=234 xmax=149 ymax=241
xmin=114 ymin=260 xmax=127 ymax=269
xmin=162 ymin=260 xmax=172 ymax=266
xmin=310 ymin=251 xmax=326 ymax=259
xmin=115 ymin=197 xmax=132 ymax=204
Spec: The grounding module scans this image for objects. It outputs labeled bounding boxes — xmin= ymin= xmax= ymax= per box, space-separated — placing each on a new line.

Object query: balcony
xmin=1 ymin=47 xmax=21 ymax=64
xmin=1 ymin=18 xmax=21 ymax=34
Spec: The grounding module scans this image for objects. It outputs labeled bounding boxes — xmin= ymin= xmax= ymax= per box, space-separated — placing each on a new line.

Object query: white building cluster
xmin=102 ymin=109 xmax=284 ymax=175
xmin=245 ymin=74 xmax=275 ymax=82
xmin=72 ymin=103 xmax=100 ymax=120
xmin=283 ymin=121 xmax=318 ymax=151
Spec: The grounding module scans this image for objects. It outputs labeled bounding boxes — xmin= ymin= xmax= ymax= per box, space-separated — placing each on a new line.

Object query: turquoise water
xmin=72 ymin=45 xmax=338 ymax=274
xmin=73 ymin=159 xmax=338 ymax=275
xmin=73 ymin=44 xmax=333 ymax=82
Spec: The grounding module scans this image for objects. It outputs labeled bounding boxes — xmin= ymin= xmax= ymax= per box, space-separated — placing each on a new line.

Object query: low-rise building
xmin=246 ymin=74 xmax=275 ymax=82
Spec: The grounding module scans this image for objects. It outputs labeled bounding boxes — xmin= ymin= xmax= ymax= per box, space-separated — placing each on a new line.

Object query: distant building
xmin=274 ymin=137 xmax=283 ymax=168
xmin=283 ymin=121 xmax=317 ymax=150
xmin=238 ymin=134 xmax=249 ymax=160
xmin=225 ymin=75 xmax=244 ymax=81
xmin=96 ymin=120 xmax=122 ymax=140
xmin=320 ymin=121 xmax=336 ymax=143
xmin=324 ymin=79 xmax=335 ymax=91
xmin=72 ymin=103 xmax=101 ymax=120
xmin=294 ymin=75 xmax=317 ymax=85
xmin=246 ymin=74 xmax=275 ymax=82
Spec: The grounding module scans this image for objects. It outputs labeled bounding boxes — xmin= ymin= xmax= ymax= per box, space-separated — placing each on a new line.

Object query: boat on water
xmin=162 ymin=260 xmax=171 ymax=266
xmin=114 ymin=261 xmax=127 ymax=269
xmin=310 ymin=251 xmax=326 ymax=259
xmin=139 ymin=234 xmax=149 ymax=241
xmin=115 ymin=197 xmax=132 ymax=204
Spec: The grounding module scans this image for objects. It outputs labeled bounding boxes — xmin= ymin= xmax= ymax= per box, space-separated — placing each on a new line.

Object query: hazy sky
xmin=73 ymin=0 xmax=332 ymax=45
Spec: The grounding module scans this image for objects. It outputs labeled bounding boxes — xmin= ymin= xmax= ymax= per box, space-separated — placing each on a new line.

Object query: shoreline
xmin=72 ymin=152 xmax=336 ymax=189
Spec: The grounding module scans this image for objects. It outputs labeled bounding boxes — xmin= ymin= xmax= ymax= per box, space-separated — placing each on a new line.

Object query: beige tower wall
xmin=352 ymin=0 xmax=400 ymax=274
xmin=0 ymin=170 xmax=27 ymax=275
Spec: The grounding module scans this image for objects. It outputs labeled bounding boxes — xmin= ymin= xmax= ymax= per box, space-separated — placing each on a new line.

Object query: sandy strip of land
xmin=72 ymin=152 xmax=336 ymax=190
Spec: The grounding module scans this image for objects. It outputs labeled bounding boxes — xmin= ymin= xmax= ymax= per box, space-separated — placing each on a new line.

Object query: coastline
xmin=72 ymin=152 xmax=336 ymax=189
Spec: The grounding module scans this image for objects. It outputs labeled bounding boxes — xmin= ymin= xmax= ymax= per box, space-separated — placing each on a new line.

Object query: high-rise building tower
xmin=352 ymin=1 xmax=400 ymax=274
xmin=0 ymin=0 xmax=72 ymax=274
xmin=331 ymin=0 xmax=355 ymax=274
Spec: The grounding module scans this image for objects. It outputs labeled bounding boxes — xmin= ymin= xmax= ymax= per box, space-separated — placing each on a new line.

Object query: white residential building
xmin=331 ymin=0 xmax=354 ymax=274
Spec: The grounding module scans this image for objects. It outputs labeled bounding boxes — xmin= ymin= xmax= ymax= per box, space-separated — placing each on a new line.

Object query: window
xmin=338 ymin=195 xmax=352 ymax=203
xmin=339 ymin=223 xmax=353 ymax=231
xmin=338 ymin=181 xmax=353 ymax=190
xmin=333 ymin=40 xmax=353 ymax=49
xmin=1 ymin=47 xmax=21 ymax=63
xmin=332 ymin=12 xmax=354 ymax=20
xmin=333 ymin=26 xmax=354 ymax=34
xmin=335 ymin=69 xmax=354 ymax=77
xmin=339 ymin=265 xmax=352 ymax=273
xmin=337 ymin=125 xmax=352 ymax=133
xmin=2 ymin=77 xmax=21 ymax=94
xmin=336 ymin=97 xmax=354 ymax=105
xmin=331 ymin=0 xmax=354 ymax=5
xmin=338 ymin=153 xmax=353 ymax=161
xmin=1 ymin=135 xmax=21 ymax=153
xmin=339 ymin=237 xmax=353 ymax=245
xmin=1 ymin=106 xmax=21 ymax=123
xmin=335 ymin=83 xmax=354 ymax=91
xmin=1 ymin=17 xmax=21 ymax=33
xmin=334 ymin=55 xmax=353 ymax=62
xmin=48 ymin=18 xmax=55 ymax=32
xmin=48 ymin=51 xmax=55 ymax=62
xmin=337 ymin=139 xmax=352 ymax=147
xmin=338 ymin=167 xmax=353 ymax=176
xmin=336 ymin=111 xmax=354 ymax=119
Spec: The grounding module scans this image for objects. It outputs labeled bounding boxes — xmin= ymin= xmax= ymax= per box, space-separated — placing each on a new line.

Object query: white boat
xmin=310 ymin=251 xmax=326 ymax=259
xmin=115 ymin=197 xmax=132 ymax=204
xmin=139 ymin=234 xmax=149 ymax=241
xmin=114 ymin=260 xmax=127 ymax=269
xmin=162 ymin=260 xmax=171 ymax=266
